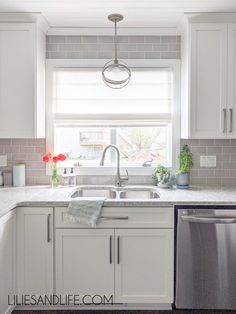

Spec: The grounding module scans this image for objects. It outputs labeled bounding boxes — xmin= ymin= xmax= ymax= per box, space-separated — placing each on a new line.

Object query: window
xmin=55 ymin=125 xmax=170 ymax=165
xmin=47 ymin=60 xmax=180 ymax=173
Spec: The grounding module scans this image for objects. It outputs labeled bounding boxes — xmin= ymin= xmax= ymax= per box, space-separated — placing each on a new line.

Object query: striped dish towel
xmin=65 ymin=197 xmax=106 ymax=227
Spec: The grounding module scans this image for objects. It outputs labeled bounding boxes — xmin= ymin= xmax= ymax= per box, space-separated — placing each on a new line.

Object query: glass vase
xmin=51 ymin=164 xmax=60 ymax=188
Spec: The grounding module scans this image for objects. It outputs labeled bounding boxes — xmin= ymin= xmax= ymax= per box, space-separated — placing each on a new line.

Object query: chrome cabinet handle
xmin=109 ymin=235 xmax=112 ymax=264
xmin=181 ymin=214 xmax=236 ymax=224
xmin=229 ymin=108 xmax=233 ymax=133
xmin=221 ymin=108 xmax=227 ymax=133
xmin=47 ymin=214 xmax=51 ymax=242
xmin=100 ymin=216 xmax=129 ymax=220
xmin=117 ymin=236 xmax=120 ymax=264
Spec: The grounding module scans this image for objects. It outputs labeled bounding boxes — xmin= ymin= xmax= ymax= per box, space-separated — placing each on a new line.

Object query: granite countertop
xmin=0 ymin=185 xmax=236 ymax=218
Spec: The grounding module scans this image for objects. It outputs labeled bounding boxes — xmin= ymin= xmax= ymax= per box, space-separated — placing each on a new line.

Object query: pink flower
xmin=58 ymin=154 xmax=66 ymax=161
xmin=52 ymin=156 xmax=59 ymax=163
xmin=42 ymin=154 xmax=50 ymax=163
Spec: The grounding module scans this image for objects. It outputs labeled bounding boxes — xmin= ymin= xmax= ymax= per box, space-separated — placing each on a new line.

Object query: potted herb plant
xmin=152 ymin=165 xmax=171 ymax=188
xmin=176 ymin=144 xmax=193 ymax=188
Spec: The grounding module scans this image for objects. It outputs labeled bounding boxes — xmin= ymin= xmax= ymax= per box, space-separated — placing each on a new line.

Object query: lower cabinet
xmin=55 ymin=226 xmax=174 ymax=304
xmin=115 ymin=229 xmax=174 ymax=303
xmin=0 ymin=205 xmax=173 ymax=311
xmin=56 ymin=229 xmax=114 ymax=297
xmin=0 ymin=210 xmax=16 ymax=314
xmin=17 ymin=207 xmax=54 ymax=295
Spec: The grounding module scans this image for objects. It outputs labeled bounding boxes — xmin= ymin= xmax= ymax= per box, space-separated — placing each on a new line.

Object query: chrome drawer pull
xmin=47 ymin=214 xmax=51 ymax=242
xmin=221 ymin=108 xmax=227 ymax=133
xmin=109 ymin=235 xmax=112 ymax=264
xmin=100 ymin=216 xmax=129 ymax=220
xmin=229 ymin=108 xmax=233 ymax=133
xmin=117 ymin=236 xmax=120 ymax=264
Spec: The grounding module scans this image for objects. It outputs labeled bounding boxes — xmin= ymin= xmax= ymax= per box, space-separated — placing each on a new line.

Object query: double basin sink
xmin=70 ymin=185 xmax=160 ymax=200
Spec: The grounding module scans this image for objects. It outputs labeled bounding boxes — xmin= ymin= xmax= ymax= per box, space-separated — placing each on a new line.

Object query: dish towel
xmin=65 ymin=197 xmax=106 ymax=227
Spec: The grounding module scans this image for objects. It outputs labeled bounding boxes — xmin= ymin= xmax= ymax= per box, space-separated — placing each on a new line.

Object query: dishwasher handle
xmin=181 ymin=214 xmax=236 ymax=224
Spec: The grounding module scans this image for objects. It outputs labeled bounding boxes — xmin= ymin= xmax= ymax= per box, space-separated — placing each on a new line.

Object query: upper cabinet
xmin=180 ymin=14 xmax=236 ymax=139
xmin=0 ymin=14 xmax=49 ymax=138
xmin=228 ymin=23 xmax=236 ymax=137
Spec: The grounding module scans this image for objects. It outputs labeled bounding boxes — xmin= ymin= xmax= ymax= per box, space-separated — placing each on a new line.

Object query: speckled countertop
xmin=0 ymin=185 xmax=236 ymax=218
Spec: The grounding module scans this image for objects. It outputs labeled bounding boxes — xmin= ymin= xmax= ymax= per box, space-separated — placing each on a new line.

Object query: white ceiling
xmin=0 ymin=0 xmax=236 ymax=28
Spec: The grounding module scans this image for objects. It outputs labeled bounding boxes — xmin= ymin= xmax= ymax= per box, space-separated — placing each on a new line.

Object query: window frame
xmin=46 ymin=59 xmax=180 ymax=176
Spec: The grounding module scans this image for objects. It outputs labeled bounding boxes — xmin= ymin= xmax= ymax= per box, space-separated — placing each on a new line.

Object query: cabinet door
xmin=17 ymin=207 xmax=53 ymax=295
xmin=190 ymin=23 xmax=228 ymax=138
xmin=56 ymin=229 xmax=114 ymax=298
xmin=228 ymin=23 xmax=236 ymax=138
xmin=0 ymin=210 xmax=16 ymax=314
xmin=0 ymin=23 xmax=35 ymax=138
xmin=115 ymin=229 xmax=174 ymax=304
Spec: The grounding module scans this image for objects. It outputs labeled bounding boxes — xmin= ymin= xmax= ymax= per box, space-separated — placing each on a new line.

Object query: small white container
xmin=13 ymin=164 xmax=26 ymax=187
xmin=3 ymin=171 xmax=13 ymax=186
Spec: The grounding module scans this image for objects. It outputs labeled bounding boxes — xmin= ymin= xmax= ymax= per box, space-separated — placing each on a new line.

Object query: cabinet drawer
xmin=55 ymin=207 xmax=174 ymax=229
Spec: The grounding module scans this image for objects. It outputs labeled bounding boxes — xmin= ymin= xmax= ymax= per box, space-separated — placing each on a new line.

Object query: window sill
xmin=73 ymin=165 xmax=156 ymax=176
xmin=46 ymin=164 xmax=172 ymax=176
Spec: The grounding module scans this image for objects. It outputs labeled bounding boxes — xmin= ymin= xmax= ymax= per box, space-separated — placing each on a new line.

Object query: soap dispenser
xmin=61 ymin=168 xmax=69 ymax=186
xmin=69 ymin=167 xmax=76 ymax=186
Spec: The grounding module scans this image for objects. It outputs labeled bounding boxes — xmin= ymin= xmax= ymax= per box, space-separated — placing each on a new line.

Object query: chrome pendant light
xmin=102 ymin=14 xmax=131 ymax=89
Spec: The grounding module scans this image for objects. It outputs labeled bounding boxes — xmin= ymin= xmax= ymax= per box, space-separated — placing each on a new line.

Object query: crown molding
xmin=0 ymin=12 xmax=50 ymax=33
xmin=183 ymin=12 xmax=236 ymax=23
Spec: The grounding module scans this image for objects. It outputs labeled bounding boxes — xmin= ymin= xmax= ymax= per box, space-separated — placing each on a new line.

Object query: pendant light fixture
xmin=102 ymin=14 xmax=131 ymax=89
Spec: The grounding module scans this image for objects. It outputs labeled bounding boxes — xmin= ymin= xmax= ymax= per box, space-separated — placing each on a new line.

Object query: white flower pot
xmin=176 ymin=172 xmax=190 ymax=187
xmin=157 ymin=182 xmax=170 ymax=189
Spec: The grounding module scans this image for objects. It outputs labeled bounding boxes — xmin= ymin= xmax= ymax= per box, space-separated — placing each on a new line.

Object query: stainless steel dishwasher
xmin=176 ymin=206 xmax=236 ymax=310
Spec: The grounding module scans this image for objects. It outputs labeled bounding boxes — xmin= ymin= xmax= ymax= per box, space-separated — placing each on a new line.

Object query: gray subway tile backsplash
xmin=0 ymin=139 xmax=49 ymax=185
xmin=160 ymin=35 xmax=178 ymax=43
xmin=152 ymin=44 xmax=169 ymax=51
xmin=145 ymin=52 xmax=161 ymax=59
xmin=0 ymin=138 xmax=236 ymax=186
xmin=81 ymin=36 xmax=98 ymax=43
xmin=160 ymin=51 xmax=179 ymax=59
xmin=182 ymin=139 xmax=236 ymax=187
xmin=144 ymin=36 xmax=161 ymax=43
xmin=128 ymin=36 xmax=145 ymax=43
xmin=136 ymin=43 xmax=153 ymax=52
xmin=117 ymin=43 xmax=137 ymax=51
xmin=46 ymin=35 xmax=181 ymax=59
xmin=128 ymin=51 xmax=146 ymax=59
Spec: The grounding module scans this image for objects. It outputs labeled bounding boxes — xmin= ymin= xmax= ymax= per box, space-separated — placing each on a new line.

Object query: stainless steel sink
xmin=70 ymin=185 xmax=160 ymax=200
xmin=70 ymin=185 xmax=117 ymax=199
xmin=117 ymin=186 xmax=160 ymax=199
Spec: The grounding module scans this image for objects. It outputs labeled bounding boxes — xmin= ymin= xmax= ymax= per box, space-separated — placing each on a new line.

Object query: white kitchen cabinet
xmin=228 ymin=23 xmax=236 ymax=137
xmin=115 ymin=229 xmax=174 ymax=304
xmin=190 ymin=23 xmax=227 ymax=138
xmin=181 ymin=14 xmax=236 ymax=139
xmin=56 ymin=229 xmax=114 ymax=297
xmin=0 ymin=210 xmax=16 ymax=314
xmin=0 ymin=14 xmax=48 ymax=138
xmin=55 ymin=207 xmax=174 ymax=306
xmin=17 ymin=207 xmax=53 ymax=295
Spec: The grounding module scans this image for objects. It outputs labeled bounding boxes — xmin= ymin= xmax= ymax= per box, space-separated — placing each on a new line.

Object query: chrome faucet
xmin=100 ymin=145 xmax=129 ymax=186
